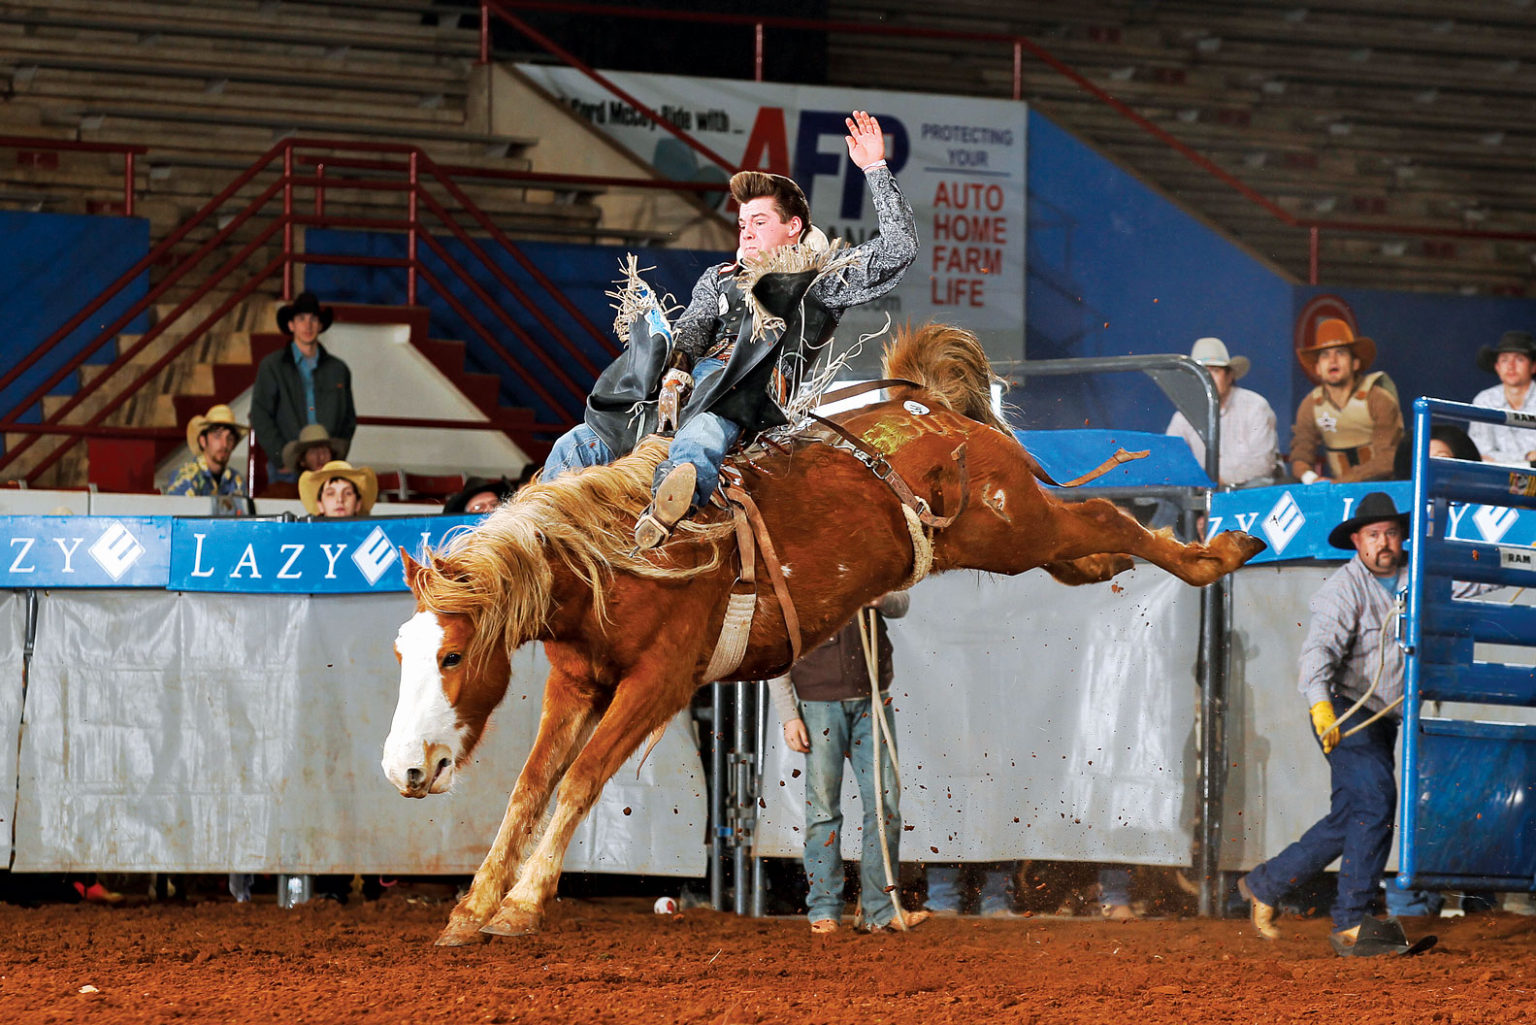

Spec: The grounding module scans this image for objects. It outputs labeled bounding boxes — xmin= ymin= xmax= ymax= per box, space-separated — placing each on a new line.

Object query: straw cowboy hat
xmin=276 ymin=291 xmax=334 ymax=336
xmin=1189 ymin=337 xmax=1250 ymax=379
xmin=298 ymin=460 xmax=378 ymax=516
xmin=281 ymin=422 xmax=349 ymax=471
xmin=186 ymin=403 xmax=246 ymax=453
xmin=1297 ymin=317 xmax=1376 ymax=383
xmin=1327 ymin=491 xmax=1409 ymax=550
xmin=1476 ymin=330 xmax=1536 ymax=373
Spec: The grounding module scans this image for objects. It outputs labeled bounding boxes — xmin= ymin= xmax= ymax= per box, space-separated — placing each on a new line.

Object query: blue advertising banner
xmin=168 ymin=517 xmax=478 ymax=594
xmin=1208 ymin=482 xmax=1420 ymax=564
xmin=0 ymin=517 xmax=172 ymax=588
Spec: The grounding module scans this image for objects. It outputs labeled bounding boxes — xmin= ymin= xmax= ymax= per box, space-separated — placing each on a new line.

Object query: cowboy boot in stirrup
xmin=634 ymin=462 xmax=697 ymax=550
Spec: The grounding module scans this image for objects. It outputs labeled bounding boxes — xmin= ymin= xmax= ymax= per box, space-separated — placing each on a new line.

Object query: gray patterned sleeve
xmin=810 ymin=165 xmax=918 ymax=312
xmin=669 ymin=264 xmax=728 ymax=361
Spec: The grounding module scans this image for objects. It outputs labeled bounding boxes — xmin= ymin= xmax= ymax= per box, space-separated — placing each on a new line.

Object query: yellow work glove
xmin=1310 ymin=700 xmax=1340 ymax=754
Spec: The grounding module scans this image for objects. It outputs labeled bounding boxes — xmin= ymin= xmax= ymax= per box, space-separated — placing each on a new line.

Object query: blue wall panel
xmin=0 ymin=212 xmax=150 ymax=425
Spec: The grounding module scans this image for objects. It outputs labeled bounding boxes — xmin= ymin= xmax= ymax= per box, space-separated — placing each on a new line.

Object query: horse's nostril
xmin=406 ymin=767 xmax=425 ymax=787
xmin=436 ymin=757 xmax=452 ymax=775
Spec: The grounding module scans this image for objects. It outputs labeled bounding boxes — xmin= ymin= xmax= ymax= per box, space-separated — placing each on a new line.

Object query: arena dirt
xmin=0 ymin=895 xmax=1530 ymax=1024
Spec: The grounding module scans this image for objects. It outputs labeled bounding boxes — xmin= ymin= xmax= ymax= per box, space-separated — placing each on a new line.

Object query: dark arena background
xmin=0 ymin=2 xmax=1533 ymax=1023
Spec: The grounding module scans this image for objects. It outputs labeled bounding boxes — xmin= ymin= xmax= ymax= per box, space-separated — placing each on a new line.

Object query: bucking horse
xmin=382 ymin=322 xmax=1265 ymax=945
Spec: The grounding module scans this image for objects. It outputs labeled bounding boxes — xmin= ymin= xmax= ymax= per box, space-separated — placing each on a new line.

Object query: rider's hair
xmin=729 ymin=171 xmax=810 ymax=240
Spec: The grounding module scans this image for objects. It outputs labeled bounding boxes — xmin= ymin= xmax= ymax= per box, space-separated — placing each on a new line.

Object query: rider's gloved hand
xmin=657 ymin=369 xmax=693 ymax=432
xmin=1310 ymin=700 xmax=1340 ymax=754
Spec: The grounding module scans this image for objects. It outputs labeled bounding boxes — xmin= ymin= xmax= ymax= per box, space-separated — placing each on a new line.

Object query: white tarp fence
xmin=1 ymin=566 xmax=1429 ymax=874
xmin=0 ymin=590 xmax=23 ymax=865
xmin=755 ymin=567 xmax=1203 ymax=864
xmin=12 ymin=591 xmax=706 ymax=875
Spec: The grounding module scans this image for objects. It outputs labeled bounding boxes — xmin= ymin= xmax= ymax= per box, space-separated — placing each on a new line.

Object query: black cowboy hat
xmin=276 ymin=291 xmax=335 ymax=336
xmin=1475 ymin=330 xmax=1536 ymax=373
xmin=442 ymin=476 xmax=517 ymax=515
xmin=1328 ymin=491 xmax=1409 ymax=550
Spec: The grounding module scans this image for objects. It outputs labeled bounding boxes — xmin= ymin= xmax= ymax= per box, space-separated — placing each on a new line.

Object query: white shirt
xmin=1166 ymin=385 xmax=1278 ymax=486
xmin=1468 ymin=382 xmax=1536 ymax=466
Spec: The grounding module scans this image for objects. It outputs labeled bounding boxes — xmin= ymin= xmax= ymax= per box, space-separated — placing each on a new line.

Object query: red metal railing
xmin=0 ymin=135 xmax=145 ymax=216
xmin=0 ymin=137 xmax=727 ymax=486
xmin=478 ymin=1 xmax=1536 ymax=283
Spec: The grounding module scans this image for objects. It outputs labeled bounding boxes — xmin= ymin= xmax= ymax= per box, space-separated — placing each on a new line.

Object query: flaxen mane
xmin=882 ymin=322 xmax=1010 ymax=434
xmin=411 ymin=438 xmax=729 ymax=671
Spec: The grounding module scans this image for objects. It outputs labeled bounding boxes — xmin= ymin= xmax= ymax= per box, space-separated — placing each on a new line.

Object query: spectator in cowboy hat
xmin=299 ymin=459 xmax=378 ymax=519
xmin=165 ymin=403 xmax=248 ymax=497
xmin=1288 ymin=318 xmax=1404 ymax=484
xmin=283 ymin=423 xmax=349 ymax=476
xmin=250 ymin=291 xmax=356 ymax=486
xmin=442 ymin=476 xmax=517 ymax=516
xmin=1468 ymin=330 xmax=1536 ymax=466
xmin=1165 ymin=336 xmax=1279 ymax=487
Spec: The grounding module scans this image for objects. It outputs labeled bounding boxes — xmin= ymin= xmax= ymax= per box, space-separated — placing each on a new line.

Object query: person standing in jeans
xmin=768 ymin=592 xmax=930 ymax=935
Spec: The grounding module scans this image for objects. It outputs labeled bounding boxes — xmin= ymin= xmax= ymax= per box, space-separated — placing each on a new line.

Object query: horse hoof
xmin=481 ymin=908 xmax=542 ymax=936
xmin=435 ymin=921 xmax=493 ymax=947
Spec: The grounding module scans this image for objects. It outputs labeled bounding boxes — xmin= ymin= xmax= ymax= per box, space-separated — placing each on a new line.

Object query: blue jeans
xmin=927 ymin=866 xmax=1012 ymax=915
xmin=1385 ymin=880 xmax=1444 ymax=917
xmin=799 ymin=697 xmax=901 ymax=927
xmin=653 ymin=357 xmax=737 ymax=507
xmin=543 ymin=423 xmax=615 ymax=481
xmin=1245 ymin=698 xmax=1398 ymax=932
xmin=1099 ymin=866 xmax=1133 ymax=908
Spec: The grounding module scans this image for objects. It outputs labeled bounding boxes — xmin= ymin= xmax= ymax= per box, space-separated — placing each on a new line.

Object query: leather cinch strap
xmin=725 ymin=484 xmax=802 ymax=665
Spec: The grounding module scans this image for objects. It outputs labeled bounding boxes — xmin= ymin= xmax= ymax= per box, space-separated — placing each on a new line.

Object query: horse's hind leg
xmin=436 ymin=667 xmax=603 ymax=947
xmin=481 ymin=673 xmax=685 ymax=936
xmin=1045 ymin=497 xmax=1265 ymax=587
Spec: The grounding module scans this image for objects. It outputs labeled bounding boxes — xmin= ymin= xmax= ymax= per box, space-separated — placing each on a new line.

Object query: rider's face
xmin=737 ymin=197 xmax=802 ymax=262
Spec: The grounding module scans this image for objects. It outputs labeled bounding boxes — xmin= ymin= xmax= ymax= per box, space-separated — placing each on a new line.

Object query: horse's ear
xmin=400 ymin=547 xmax=425 ymax=590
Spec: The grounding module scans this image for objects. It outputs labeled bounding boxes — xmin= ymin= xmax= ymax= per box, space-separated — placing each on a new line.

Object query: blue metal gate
xmin=1402 ymin=397 xmax=1536 ymax=892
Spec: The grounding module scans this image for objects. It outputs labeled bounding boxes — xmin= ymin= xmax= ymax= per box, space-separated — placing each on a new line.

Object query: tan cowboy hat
xmin=1296 ymin=317 xmax=1376 ymax=383
xmin=281 ymin=422 xmax=349 ymax=471
xmin=298 ymin=460 xmax=378 ymax=516
xmin=186 ymin=403 xmax=247 ymax=453
xmin=1189 ymin=337 xmax=1250 ymax=380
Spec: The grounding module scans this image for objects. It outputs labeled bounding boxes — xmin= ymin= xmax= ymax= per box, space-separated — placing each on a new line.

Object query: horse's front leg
xmin=480 ymin=668 xmax=690 ymax=936
xmin=437 ymin=666 xmax=603 ymax=946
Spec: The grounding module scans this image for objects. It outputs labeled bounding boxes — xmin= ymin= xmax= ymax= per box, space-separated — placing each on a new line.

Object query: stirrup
xmin=634 ymin=463 xmax=697 ymax=550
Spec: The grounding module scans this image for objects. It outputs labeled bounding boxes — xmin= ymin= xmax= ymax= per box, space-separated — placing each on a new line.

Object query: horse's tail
xmin=881 ymin=322 xmax=1011 ymax=434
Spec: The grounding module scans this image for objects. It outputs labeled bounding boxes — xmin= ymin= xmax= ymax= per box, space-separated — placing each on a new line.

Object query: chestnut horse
xmin=383 ymin=323 xmax=1264 ymax=945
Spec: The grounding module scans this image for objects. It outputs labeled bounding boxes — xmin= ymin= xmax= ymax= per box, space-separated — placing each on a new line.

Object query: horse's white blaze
xmin=382 ymin=611 xmax=462 ymax=796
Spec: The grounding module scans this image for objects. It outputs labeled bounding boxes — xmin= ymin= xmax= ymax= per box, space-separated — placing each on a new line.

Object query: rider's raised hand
xmin=844 ymin=110 xmax=885 ymax=170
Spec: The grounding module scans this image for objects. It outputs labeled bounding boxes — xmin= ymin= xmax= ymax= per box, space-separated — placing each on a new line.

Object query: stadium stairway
xmin=5 ymin=294 xmax=545 ymax=492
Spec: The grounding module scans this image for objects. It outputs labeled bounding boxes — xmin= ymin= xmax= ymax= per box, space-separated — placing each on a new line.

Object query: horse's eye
xmin=441 ymin=653 xmax=462 ymax=669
